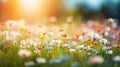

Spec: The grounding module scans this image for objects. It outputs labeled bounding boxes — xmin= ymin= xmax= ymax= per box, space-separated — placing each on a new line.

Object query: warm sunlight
xmin=20 ymin=0 xmax=40 ymax=13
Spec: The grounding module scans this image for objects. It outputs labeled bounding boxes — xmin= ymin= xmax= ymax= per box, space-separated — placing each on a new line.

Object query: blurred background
xmin=0 ymin=0 xmax=120 ymax=22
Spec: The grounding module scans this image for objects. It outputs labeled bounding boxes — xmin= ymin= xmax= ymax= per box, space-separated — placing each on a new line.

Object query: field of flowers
xmin=0 ymin=17 xmax=120 ymax=67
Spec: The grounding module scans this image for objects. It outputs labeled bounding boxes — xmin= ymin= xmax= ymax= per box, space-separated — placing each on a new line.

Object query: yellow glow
xmin=20 ymin=0 xmax=39 ymax=13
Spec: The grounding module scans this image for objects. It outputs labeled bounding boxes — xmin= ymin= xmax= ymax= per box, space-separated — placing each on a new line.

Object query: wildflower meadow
xmin=0 ymin=18 xmax=120 ymax=67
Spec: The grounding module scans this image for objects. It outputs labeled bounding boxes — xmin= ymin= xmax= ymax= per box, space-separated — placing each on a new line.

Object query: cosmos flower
xmin=36 ymin=58 xmax=46 ymax=64
xmin=89 ymin=56 xmax=104 ymax=64
xmin=18 ymin=49 xmax=31 ymax=58
xmin=96 ymin=27 xmax=102 ymax=33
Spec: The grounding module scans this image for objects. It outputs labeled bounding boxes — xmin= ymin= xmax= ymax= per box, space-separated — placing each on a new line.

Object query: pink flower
xmin=89 ymin=56 xmax=104 ymax=64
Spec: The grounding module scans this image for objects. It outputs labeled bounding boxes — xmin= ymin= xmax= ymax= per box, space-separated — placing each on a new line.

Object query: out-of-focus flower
xmin=108 ymin=18 xmax=117 ymax=28
xmin=45 ymin=46 xmax=53 ymax=50
xmin=66 ymin=36 xmax=72 ymax=40
xmin=49 ymin=40 xmax=62 ymax=46
xmin=50 ymin=17 xmax=57 ymax=23
xmin=89 ymin=56 xmax=104 ymax=64
xmin=46 ymin=32 xmax=54 ymax=37
xmin=18 ymin=49 xmax=31 ymax=58
xmin=36 ymin=58 xmax=46 ymax=64
xmin=104 ymin=31 xmax=109 ymax=36
xmin=106 ymin=50 xmax=113 ymax=54
xmin=96 ymin=27 xmax=102 ymax=33
xmin=117 ymin=31 xmax=120 ymax=36
xmin=87 ymin=37 xmax=93 ymax=41
xmin=84 ymin=46 xmax=91 ymax=50
xmin=78 ymin=36 xmax=85 ymax=42
xmin=69 ymin=41 xmax=77 ymax=47
xmin=92 ymin=33 xmax=101 ymax=40
xmin=94 ymin=41 xmax=99 ymax=45
xmin=66 ymin=16 xmax=73 ymax=23
xmin=61 ymin=33 xmax=67 ymax=38
xmin=34 ymin=48 xmax=41 ymax=54
xmin=62 ymin=44 xmax=69 ymax=48
xmin=37 ymin=45 xmax=45 ymax=50
xmin=6 ymin=20 xmax=16 ymax=29
xmin=20 ymin=40 xmax=27 ymax=45
xmin=104 ymin=46 xmax=112 ymax=50
xmin=69 ymin=49 xmax=76 ymax=52
xmin=26 ymin=39 xmax=38 ymax=47
xmin=25 ymin=61 xmax=35 ymax=67
xmin=113 ymin=56 xmax=120 ymax=62
xmin=99 ymin=38 xmax=110 ymax=46
xmin=115 ymin=45 xmax=120 ymax=48
xmin=105 ymin=27 xmax=111 ymax=32
xmin=76 ymin=45 xmax=84 ymax=50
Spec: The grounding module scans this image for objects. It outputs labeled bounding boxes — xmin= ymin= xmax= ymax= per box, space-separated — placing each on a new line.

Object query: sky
xmin=64 ymin=0 xmax=120 ymax=11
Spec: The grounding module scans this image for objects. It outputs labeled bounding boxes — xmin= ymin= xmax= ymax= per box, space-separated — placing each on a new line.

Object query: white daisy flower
xmin=46 ymin=32 xmax=54 ymax=37
xmin=78 ymin=36 xmax=85 ymax=42
xmin=34 ymin=48 xmax=41 ymax=54
xmin=6 ymin=20 xmax=16 ymax=29
xmin=105 ymin=27 xmax=111 ymax=32
xmin=76 ymin=45 xmax=84 ymax=50
xmin=106 ymin=50 xmax=113 ymax=54
xmin=36 ymin=58 xmax=46 ymax=64
xmin=50 ymin=40 xmax=62 ymax=46
xmin=18 ymin=49 xmax=31 ymax=58
xmin=113 ymin=56 xmax=120 ymax=62
xmin=99 ymin=38 xmax=110 ymax=46
xmin=104 ymin=32 xmax=109 ymax=36
xmin=62 ymin=44 xmax=69 ymax=48
xmin=91 ymin=33 xmax=101 ymax=40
